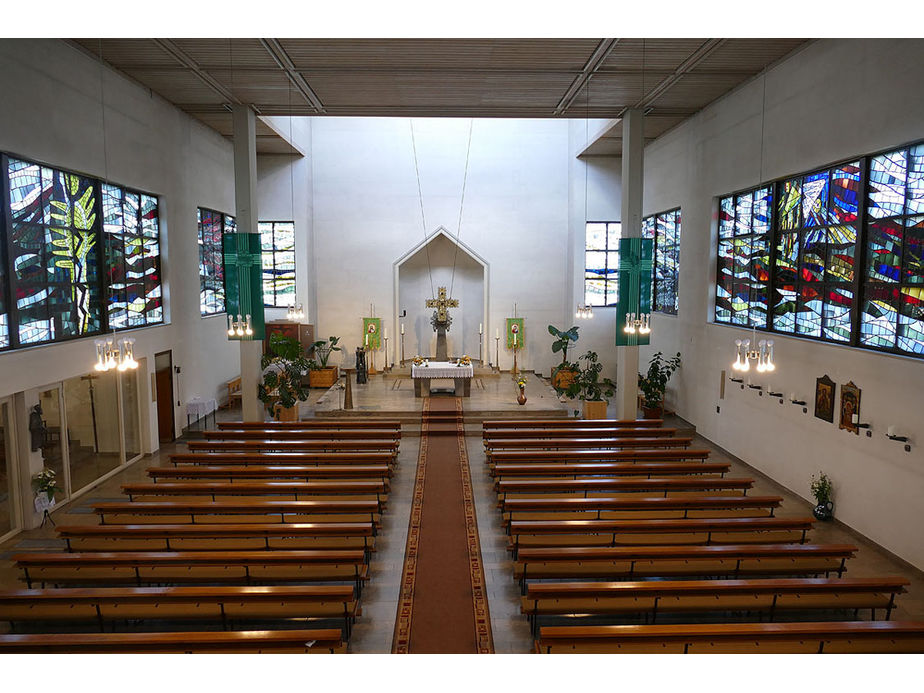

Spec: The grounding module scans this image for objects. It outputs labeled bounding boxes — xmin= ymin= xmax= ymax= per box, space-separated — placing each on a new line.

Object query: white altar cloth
xmin=411 ymin=361 xmax=474 ymax=379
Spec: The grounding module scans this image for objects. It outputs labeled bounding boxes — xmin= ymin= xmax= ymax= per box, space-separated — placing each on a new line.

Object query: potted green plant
xmin=563 ymin=350 xmax=616 ymax=419
xmin=258 ymin=334 xmax=311 ymax=421
xmin=308 ymin=336 xmax=342 ymax=388
xmin=810 ymin=472 xmax=834 ymax=520
xmin=638 ymin=351 xmax=681 ymax=419
xmin=548 ymin=324 xmax=580 ymax=392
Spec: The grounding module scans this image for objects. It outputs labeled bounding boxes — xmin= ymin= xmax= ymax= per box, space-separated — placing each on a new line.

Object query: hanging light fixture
xmin=227 ymin=314 xmax=254 ymax=339
xmin=93 ymin=337 xmax=138 ymax=372
xmin=623 ymin=312 xmax=651 ymax=335
xmin=575 ymin=305 xmax=594 ymax=319
xmin=286 ymin=303 xmax=305 ymax=321
xmin=731 ymin=327 xmax=775 ymax=373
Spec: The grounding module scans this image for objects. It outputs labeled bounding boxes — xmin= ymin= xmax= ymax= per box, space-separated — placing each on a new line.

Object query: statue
xmin=425 ymin=286 xmax=459 ymax=361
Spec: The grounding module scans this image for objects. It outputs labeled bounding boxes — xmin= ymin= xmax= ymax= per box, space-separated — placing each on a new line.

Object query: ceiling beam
xmin=260 ymin=39 xmax=327 ymax=114
xmin=152 ymin=39 xmax=251 ymax=113
xmin=553 ymin=38 xmax=620 ymax=116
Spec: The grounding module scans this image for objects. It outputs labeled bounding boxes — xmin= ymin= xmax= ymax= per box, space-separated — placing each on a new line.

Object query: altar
xmin=411 ymin=361 xmax=474 ymax=397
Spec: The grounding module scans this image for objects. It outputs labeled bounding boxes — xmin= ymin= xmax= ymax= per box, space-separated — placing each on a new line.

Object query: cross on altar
xmin=426 ymin=287 xmax=459 ymax=323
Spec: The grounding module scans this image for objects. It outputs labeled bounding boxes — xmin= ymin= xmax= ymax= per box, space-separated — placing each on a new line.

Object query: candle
xmin=365 ymin=334 xmax=369 ymax=346
xmin=384 ymin=327 xmax=388 ymax=340
xmin=851 ymin=413 xmax=859 ymax=424
xmin=495 ymin=328 xmax=499 ymax=339
xmin=790 ymin=392 xmax=796 ymax=402
xmin=513 ymin=333 xmax=518 ymax=346
xmin=888 ymin=425 xmax=897 ymax=437
xmin=401 ymin=323 xmax=405 ymax=335
xmin=479 ymin=322 xmax=483 ymax=334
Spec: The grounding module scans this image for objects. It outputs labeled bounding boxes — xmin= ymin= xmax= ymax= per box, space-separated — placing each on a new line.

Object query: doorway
xmin=154 ymin=350 xmax=175 ymax=444
xmin=0 ymin=398 xmax=21 ymax=543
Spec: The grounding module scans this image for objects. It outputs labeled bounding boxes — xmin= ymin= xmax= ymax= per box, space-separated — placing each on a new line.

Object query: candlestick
xmin=494 ymin=336 xmax=500 ymax=373
xmin=383 ymin=336 xmax=390 ymax=371
xmin=400 ymin=333 xmax=406 ymax=365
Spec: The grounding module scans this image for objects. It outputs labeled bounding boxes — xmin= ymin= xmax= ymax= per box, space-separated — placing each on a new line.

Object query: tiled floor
xmin=1 ymin=375 xmax=922 ymax=652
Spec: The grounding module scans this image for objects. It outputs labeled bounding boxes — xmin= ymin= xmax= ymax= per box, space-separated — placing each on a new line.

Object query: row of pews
xmin=482 ymin=417 xmax=924 ymax=654
xmin=0 ymin=419 xmax=402 ymax=653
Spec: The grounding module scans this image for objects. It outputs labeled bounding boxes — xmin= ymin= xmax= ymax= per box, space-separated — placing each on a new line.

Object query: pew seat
xmin=204 ymin=429 xmax=401 ymax=441
xmin=0 ymin=629 xmax=346 ymax=653
xmin=483 ymin=419 xmax=663 ymax=429
xmin=187 ymin=440 xmax=399 ymax=453
xmin=501 ymin=495 xmax=784 ymax=522
xmin=93 ymin=500 xmax=383 ymax=525
xmin=170 ymin=452 xmax=397 ymax=467
xmin=121 ymin=481 xmax=389 ymax=504
xmin=491 ymin=462 xmax=729 ymax=479
xmin=219 ymin=420 xmax=401 ymax=430
xmin=535 ymin=621 xmax=924 ymax=654
xmin=495 ymin=477 xmax=753 ymax=500
xmin=487 ymin=449 xmax=710 ymax=465
xmin=149 ymin=465 xmax=393 ymax=482
xmin=483 ymin=427 xmax=678 ymax=440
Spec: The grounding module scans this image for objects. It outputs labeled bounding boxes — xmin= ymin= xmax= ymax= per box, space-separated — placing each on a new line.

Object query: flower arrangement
xmin=810 ymin=472 xmax=832 ymax=505
xmin=459 ymin=355 xmax=472 ymax=366
xmin=33 ymin=468 xmax=61 ymax=501
xmin=516 ymin=376 xmax=528 ymax=389
xmin=413 ymin=355 xmax=424 ymax=366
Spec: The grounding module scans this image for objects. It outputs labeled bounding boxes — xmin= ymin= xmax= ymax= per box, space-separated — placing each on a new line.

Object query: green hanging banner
xmin=223 ymin=232 xmax=266 ymax=341
xmin=506 ymin=318 xmax=525 ymax=350
xmin=362 ymin=317 xmax=381 ymax=349
xmin=615 ymin=237 xmax=653 ymax=347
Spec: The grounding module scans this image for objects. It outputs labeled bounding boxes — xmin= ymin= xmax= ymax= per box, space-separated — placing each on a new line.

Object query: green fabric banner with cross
xmin=506 ymin=318 xmax=525 ymax=350
xmin=223 ymin=232 xmax=266 ymax=341
xmin=615 ymin=237 xmax=653 ymax=347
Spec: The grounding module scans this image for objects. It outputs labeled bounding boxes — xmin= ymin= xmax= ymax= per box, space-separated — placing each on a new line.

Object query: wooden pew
xmin=485 ymin=438 xmax=694 ymax=456
xmin=149 ymin=465 xmax=393 ymax=482
xmin=187 ymin=440 xmax=399 ymax=454
xmin=204 ymin=428 xmax=401 ymax=441
xmin=491 ymin=462 xmax=730 ymax=479
xmin=0 ymin=629 xmax=346 ymax=653
xmin=485 ymin=428 xmax=680 ymax=443
xmin=219 ymin=420 xmax=401 ymax=430
xmin=487 ymin=449 xmax=710 ymax=465
xmin=506 ymin=516 xmax=815 ymax=555
xmin=514 ymin=543 xmax=858 ymax=590
xmin=121 ymin=480 xmax=389 ymax=503
xmin=170 ymin=452 xmax=397 ymax=467
xmin=501 ymin=495 xmax=784 ymax=522
xmin=522 ymin=577 xmax=910 ymax=633
xmin=535 ymin=621 xmax=924 ymax=654
xmin=57 ymin=523 xmax=377 ymax=554
xmin=484 ymin=427 xmax=677 ymax=440
xmin=93 ymin=500 xmax=383 ymax=525
xmin=15 ymin=550 xmax=370 ymax=594
xmin=495 ymin=477 xmax=754 ymax=500
xmin=483 ymin=419 xmax=664 ymax=429
xmin=0 ymin=585 xmax=359 ymax=637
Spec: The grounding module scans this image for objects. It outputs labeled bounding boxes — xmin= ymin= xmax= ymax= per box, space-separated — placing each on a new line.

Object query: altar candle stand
xmin=494 ymin=335 xmax=500 ymax=373
xmin=512 ymin=333 xmax=519 ymax=376
xmin=400 ymin=324 xmax=406 ymax=366
xmin=383 ymin=335 xmax=389 ymax=372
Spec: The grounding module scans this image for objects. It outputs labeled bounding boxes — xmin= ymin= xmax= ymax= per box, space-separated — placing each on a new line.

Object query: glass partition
xmin=63 ymin=372 xmax=121 ymax=493
xmin=0 ymin=400 xmax=18 ymax=539
xmin=37 ymin=387 xmax=67 ymax=502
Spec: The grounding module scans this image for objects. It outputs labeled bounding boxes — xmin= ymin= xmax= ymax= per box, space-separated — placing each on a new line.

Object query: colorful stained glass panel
xmin=832 ymin=162 xmax=861 ymax=223
xmin=868 ymin=150 xmax=907 ymax=219
xmin=866 ymin=218 xmax=902 ymax=282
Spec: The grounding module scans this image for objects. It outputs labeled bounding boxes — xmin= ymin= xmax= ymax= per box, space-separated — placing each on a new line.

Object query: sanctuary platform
xmin=312 ymin=371 xmax=572 ymax=423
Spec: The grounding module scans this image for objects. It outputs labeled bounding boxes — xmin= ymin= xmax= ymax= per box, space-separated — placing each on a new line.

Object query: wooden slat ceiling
xmin=68 ymin=38 xmax=810 ymax=156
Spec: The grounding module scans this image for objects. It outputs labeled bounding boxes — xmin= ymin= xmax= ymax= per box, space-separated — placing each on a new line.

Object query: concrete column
xmin=232 ymin=105 xmax=263 ymax=422
xmin=616 ymin=109 xmax=644 ymax=420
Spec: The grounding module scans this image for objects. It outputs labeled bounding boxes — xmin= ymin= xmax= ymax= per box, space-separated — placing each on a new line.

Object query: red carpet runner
xmin=392 ymin=397 xmax=493 ymax=653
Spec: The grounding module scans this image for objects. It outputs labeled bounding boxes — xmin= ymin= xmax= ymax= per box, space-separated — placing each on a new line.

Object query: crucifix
xmin=426 ymin=286 xmax=459 ymax=361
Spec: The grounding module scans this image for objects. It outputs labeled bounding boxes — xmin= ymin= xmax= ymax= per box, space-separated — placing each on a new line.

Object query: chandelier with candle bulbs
xmin=93 ymin=337 xmax=138 ymax=372
xmin=227 ymin=314 xmax=254 ymax=339
xmin=575 ymin=305 xmax=594 ymax=319
xmin=286 ymin=303 xmax=305 ymax=321
xmin=623 ymin=312 xmax=651 ymax=335
xmin=732 ymin=328 xmax=776 ymax=373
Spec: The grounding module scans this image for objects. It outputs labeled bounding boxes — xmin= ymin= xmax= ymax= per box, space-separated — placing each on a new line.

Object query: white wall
xmin=639 ymin=38 xmax=924 ymax=569
xmin=310 ymin=117 xmax=572 ymax=374
xmin=0 ymin=39 xmax=240 ymax=527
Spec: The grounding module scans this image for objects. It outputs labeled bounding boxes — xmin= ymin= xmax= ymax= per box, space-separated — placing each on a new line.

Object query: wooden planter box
xmin=308 ymin=366 xmax=339 ymax=388
xmin=551 ymin=366 xmax=578 ymax=391
xmin=582 ymin=400 xmax=608 ymax=420
xmin=274 ymin=404 xmax=299 ymax=422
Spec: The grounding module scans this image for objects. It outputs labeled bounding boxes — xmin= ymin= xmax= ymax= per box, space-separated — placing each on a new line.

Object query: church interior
xmin=1 ymin=14 xmax=923 ymax=678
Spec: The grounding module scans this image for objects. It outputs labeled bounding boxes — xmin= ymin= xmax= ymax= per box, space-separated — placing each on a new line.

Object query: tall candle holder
xmin=478 ymin=331 xmax=483 ymax=366
xmin=400 ymin=332 xmax=406 ymax=366
xmin=383 ymin=336 xmax=389 ymax=372
xmin=512 ymin=345 xmax=519 ymax=376
xmin=494 ymin=336 xmax=500 ymax=373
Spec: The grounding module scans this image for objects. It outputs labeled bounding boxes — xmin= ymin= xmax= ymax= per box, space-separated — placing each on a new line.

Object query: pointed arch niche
xmin=393 ymin=227 xmax=489 ymax=365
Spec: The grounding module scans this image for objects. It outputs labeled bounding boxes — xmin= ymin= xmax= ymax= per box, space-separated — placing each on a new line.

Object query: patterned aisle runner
xmin=392 ymin=397 xmax=493 ymax=653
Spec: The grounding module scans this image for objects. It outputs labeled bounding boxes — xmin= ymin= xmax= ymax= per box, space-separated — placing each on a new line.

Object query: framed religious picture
xmin=363 ymin=317 xmax=381 ymax=350
xmin=839 ymin=381 xmax=861 ymax=435
xmin=506 ymin=318 xmax=525 ymax=350
xmin=814 ymin=375 xmax=836 ymax=423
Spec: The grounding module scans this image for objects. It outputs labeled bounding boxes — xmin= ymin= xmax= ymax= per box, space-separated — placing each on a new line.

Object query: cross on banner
xmin=223 ymin=232 xmax=266 ymax=340
xmin=426 ymin=286 xmax=459 ymax=323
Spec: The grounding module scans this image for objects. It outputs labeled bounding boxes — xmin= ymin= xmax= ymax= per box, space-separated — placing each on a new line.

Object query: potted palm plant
xmin=308 ymin=336 xmax=342 ymax=388
xmin=638 ymin=351 xmax=681 ymax=419
xmin=810 ymin=472 xmax=834 ymax=520
xmin=258 ymin=334 xmax=311 ymax=421
xmin=548 ymin=324 xmax=580 ymax=392
xmin=563 ymin=350 xmax=616 ymax=419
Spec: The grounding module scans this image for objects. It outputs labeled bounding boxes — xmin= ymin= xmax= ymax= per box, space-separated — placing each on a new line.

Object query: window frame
xmin=197 ymin=206 xmax=233 ymax=317
xmin=258 ymin=220 xmax=296 ymax=309
xmin=714 ymin=137 xmax=924 ymax=360
xmin=584 ymin=221 xmax=621 ymax=308
xmin=644 ymin=207 xmax=682 ymax=316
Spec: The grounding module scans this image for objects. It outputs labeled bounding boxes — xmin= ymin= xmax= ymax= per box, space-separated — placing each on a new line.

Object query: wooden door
xmin=155 ymin=369 xmax=175 ymax=443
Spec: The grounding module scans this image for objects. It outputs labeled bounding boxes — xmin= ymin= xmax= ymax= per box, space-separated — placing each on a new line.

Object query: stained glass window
xmin=197 ymin=207 xmax=233 ymax=316
xmin=259 ymin=221 xmax=296 ymax=308
xmin=862 ymin=144 xmax=924 ymax=354
xmin=584 ymin=222 xmax=620 ymax=306
xmin=103 ymin=185 xmax=162 ymax=329
xmin=6 ymin=158 xmax=103 ymax=346
xmin=643 ymin=208 xmax=681 ymax=315
xmin=771 ymin=163 xmax=860 ymax=342
xmin=715 ymin=186 xmax=773 ymax=327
